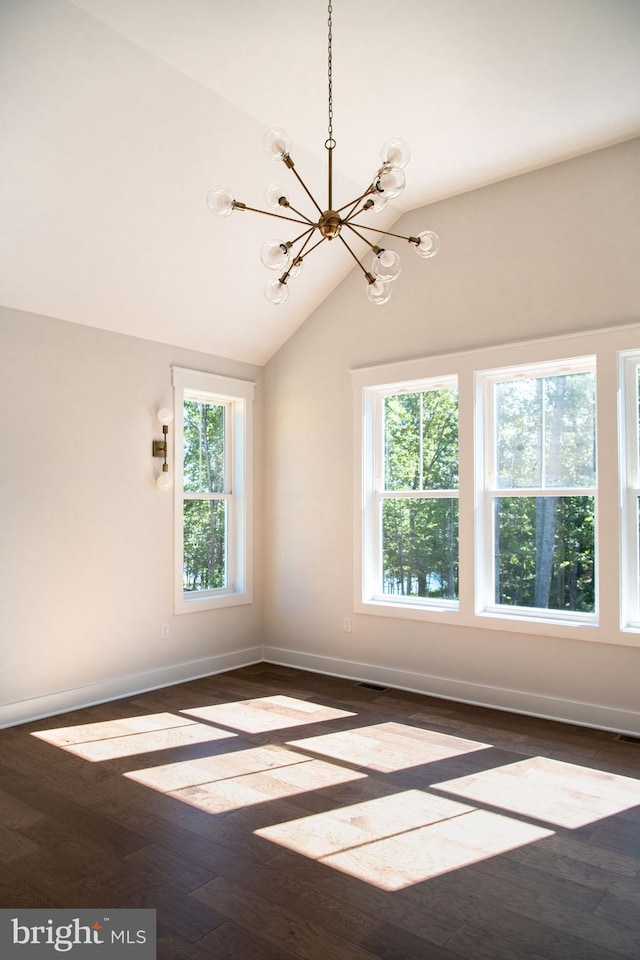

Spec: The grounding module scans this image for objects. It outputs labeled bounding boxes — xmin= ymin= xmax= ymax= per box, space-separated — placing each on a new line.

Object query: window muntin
xmin=172 ymin=367 xmax=253 ymax=613
xmin=480 ymin=359 xmax=597 ymax=622
xmin=365 ymin=380 xmax=459 ymax=608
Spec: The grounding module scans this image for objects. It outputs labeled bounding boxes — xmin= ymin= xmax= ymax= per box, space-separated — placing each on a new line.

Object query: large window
xmin=477 ymin=358 xmax=597 ymax=622
xmin=361 ymin=377 xmax=459 ymax=610
xmin=353 ymin=323 xmax=640 ymax=646
xmin=172 ymin=367 xmax=254 ymax=613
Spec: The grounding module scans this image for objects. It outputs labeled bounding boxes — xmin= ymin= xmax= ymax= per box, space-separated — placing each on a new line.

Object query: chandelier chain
xmin=326 ymin=1 xmax=335 ymax=149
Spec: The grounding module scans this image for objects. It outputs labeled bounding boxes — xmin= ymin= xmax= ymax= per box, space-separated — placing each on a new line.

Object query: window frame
xmin=475 ymin=356 xmax=598 ymax=626
xmin=172 ymin=366 xmax=254 ymax=614
xmin=619 ymin=350 xmax=640 ymax=629
xmin=359 ymin=373 xmax=461 ymax=616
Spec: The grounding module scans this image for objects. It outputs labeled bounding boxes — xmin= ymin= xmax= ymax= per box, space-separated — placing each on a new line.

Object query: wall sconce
xmin=153 ymin=407 xmax=174 ymax=489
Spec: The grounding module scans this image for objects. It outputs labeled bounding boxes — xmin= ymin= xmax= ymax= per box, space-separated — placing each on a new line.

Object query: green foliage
xmin=183 ymin=400 xmax=225 ymax=493
xmin=496 ymin=372 xmax=595 ymax=489
xmin=494 ymin=370 xmax=596 ymax=612
xmin=182 ymin=399 xmax=227 ymax=592
xmin=384 ymin=389 xmax=458 ymax=491
xmin=183 ymin=499 xmax=226 ymax=592
xmin=383 ymin=498 xmax=459 ymax=598
xmin=495 ymin=496 xmax=595 ymax=612
xmin=382 ymin=388 xmax=459 ymax=597
xmin=380 ymin=372 xmax=596 ymax=609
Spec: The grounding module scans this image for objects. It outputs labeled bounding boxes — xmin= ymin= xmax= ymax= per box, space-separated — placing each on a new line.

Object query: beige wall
xmin=2 ymin=139 xmax=639 ymax=733
xmin=0 ymin=308 xmax=263 ymax=726
xmin=262 ymin=138 xmax=640 ymax=733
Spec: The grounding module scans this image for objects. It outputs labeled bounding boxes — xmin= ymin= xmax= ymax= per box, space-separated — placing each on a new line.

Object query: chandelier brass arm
xmin=206 ymin=1 xmax=440 ymax=306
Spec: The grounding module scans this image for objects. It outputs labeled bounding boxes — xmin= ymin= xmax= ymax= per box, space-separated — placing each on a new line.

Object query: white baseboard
xmin=263 ymin=646 xmax=640 ymax=737
xmin=5 ymin=643 xmax=639 ymax=738
xmin=0 ymin=647 xmax=263 ymax=730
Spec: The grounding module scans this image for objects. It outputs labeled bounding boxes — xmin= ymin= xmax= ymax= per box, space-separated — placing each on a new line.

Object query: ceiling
xmin=1 ymin=0 xmax=639 ymax=365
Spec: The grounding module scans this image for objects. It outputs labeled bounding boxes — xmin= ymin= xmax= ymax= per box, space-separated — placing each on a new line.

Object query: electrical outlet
xmin=161 ymin=623 xmax=169 ymax=640
xmin=343 ymin=617 xmax=352 ymax=633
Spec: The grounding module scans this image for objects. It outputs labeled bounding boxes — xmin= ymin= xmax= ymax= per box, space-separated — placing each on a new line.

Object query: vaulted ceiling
xmin=2 ymin=0 xmax=639 ymax=364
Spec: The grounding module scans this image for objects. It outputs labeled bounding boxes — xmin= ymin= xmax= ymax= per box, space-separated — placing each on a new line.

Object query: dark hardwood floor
xmin=1 ymin=663 xmax=639 ymax=959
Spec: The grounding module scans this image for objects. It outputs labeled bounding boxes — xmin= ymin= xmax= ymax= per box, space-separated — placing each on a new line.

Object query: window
xmin=354 ymin=324 xmax=640 ymax=645
xmin=172 ymin=367 xmax=254 ymax=613
xmin=361 ymin=377 xmax=459 ymax=610
xmin=477 ymin=358 xmax=597 ymax=623
xmin=619 ymin=351 xmax=640 ymax=629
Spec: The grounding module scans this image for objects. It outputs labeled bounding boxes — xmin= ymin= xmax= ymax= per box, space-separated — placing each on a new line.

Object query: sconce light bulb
xmin=156 ymin=471 xmax=173 ymax=490
xmin=157 ymin=407 xmax=174 ymax=426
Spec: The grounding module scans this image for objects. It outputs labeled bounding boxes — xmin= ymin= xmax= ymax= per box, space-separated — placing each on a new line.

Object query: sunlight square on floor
xmin=181 ymin=695 xmax=355 ymax=733
xmin=432 ymin=756 xmax=640 ymax=828
xmin=161 ymin=758 xmax=367 ymax=815
xmin=31 ymin=713 xmax=236 ymax=761
xmin=287 ymin=721 xmax=491 ymax=772
xmin=255 ymin=790 xmax=553 ymax=890
xmin=124 ymin=743 xmax=311 ymax=793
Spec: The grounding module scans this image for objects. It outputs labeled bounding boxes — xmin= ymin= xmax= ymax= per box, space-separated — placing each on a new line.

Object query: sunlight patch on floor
xmin=288 ymin=722 xmax=491 ymax=772
xmin=164 ymin=757 xmax=367 ymax=815
xmin=32 ymin=714 xmax=236 ymax=761
xmin=125 ymin=743 xmax=314 ymax=793
xmin=181 ymin=696 xmax=355 ymax=734
xmin=255 ymin=791 xmax=554 ymax=890
xmin=432 ymin=756 xmax=640 ymax=828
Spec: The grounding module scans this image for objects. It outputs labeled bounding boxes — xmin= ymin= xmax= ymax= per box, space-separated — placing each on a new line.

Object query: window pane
xmin=384 ymin=388 xmax=458 ymax=491
xmin=183 ymin=400 xmax=225 ymax=493
xmin=494 ymin=496 xmax=594 ymax=612
xmin=496 ymin=372 xmax=595 ymax=489
xmin=382 ymin=498 xmax=459 ymax=599
xmin=183 ymin=499 xmax=227 ymax=592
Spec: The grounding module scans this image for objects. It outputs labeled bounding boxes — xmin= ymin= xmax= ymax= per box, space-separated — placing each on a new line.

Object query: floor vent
xmin=356 ymin=682 xmax=390 ymax=692
xmin=615 ymin=733 xmax=640 ymax=744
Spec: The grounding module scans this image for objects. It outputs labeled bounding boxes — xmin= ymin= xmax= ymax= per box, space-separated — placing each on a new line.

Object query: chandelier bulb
xmin=369 ymin=193 xmax=389 ymax=212
xmin=372 ymin=249 xmax=401 ymax=282
xmin=380 ymin=138 xmax=411 ymax=169
xmin=375 ymin=165 xmax=406 ymax=200
xmin=264 ymin=278 xmax=290 ymax=305
xmin=263 ymin=128 xmax=292 ymax=161
xmin=414 ymin=230 xmax=440 ymax=259
xmin=366 ymin=279 xmax=392 ymax=305
xmin=260 ymin=239 xmax=292 ymax=272
xmin=289 ymin=257 xmax=304 ymax=279
xmin=264 ymin=183 xmax=290 ymax=210
xmin=206 ymin=187 xmax=236 ymax=217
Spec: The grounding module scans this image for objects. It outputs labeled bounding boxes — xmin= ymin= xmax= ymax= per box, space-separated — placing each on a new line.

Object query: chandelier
xmin=207 ymin=2 xmax=439 ymax=306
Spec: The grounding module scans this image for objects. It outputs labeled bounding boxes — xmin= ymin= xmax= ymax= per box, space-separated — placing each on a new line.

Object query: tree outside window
xmin=484 ymin=361 xmax=596 ymax=617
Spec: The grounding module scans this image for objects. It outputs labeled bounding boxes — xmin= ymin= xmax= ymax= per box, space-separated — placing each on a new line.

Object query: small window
xmin=172 ymin=367 xmax=254 ymax=613
xmin=477 ymin=358 xmax=597 ymax=622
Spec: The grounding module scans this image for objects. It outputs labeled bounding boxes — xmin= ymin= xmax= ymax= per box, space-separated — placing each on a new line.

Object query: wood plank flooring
xmin=1 ymin=663 xmax=639 ymax=959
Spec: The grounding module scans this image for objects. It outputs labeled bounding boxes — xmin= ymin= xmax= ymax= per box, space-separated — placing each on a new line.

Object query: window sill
xmin=175 ymin=591 xmax=252 ymax=614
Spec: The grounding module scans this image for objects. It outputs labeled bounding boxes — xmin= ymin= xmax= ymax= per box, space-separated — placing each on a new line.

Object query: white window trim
xmin=352 ymin=322 xmax=640 ymax=647
xmin=172 ymin=366 xmax=254 ymax=614
xmin=619 ymin=350 xmax=640 ymax=630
